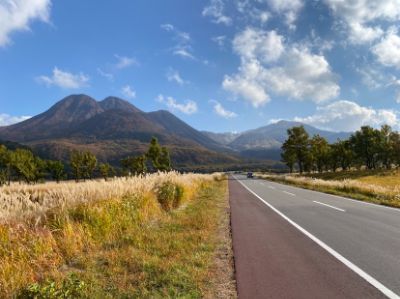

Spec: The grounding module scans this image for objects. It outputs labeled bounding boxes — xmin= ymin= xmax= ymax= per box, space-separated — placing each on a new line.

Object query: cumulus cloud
xmin=233 ymin=28 xmax=284 ymax=63
xmin=0 ymin=0 xmax=51 ymax=47
xmin=121 ymin=85 xmax=136 ymax=99
xmin=264 ymin=0 xmax=303 ymax=29
xmin=166 ymin=68 xmax=187 ymax=85
xmin=372 ymin=28 xmax=400 ymax=69
xmin=294 ymin=100 xmax=398 ymax=132
xmin=223 ymin=28 xmax=339 ymax=107
xmin=114 ymin=54 xmax=138 ymax=69
xmin=0 ymin=114 xmax=31 ymax=126
xmin=323 ymin=0 xmax=400 ymax=44
xmin=210 ymin=100 xmax=237 ymax=118
xmin=37 ymin=67 xmax=89 ymax=89
xmin=202 ymin=0 xmax=232 ymax=26
xmin=157 ymin=94 xmax=198 ymax=115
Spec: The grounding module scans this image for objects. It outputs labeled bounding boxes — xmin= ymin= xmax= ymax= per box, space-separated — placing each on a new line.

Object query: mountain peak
xmin=99 ymin=96 xmax=142 ymax=113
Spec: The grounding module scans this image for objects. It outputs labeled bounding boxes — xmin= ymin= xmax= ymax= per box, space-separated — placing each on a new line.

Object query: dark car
xmin=247 ymin=172 xmax=254 ymax=178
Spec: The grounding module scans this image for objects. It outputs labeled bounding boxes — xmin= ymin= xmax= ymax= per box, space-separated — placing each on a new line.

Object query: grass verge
xmin=0 ymin=174 xmax=236 ymax=298
xmin=257 ymin=172 xmax=400 ymax=209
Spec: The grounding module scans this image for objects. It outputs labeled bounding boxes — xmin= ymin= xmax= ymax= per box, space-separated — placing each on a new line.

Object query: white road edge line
xmin=313 ymin=201 xmax=346 ymax=212
xmin=283 ymin=191 xmax=296 ymax=196
xmin=233 ymin=175 xmax=399 ymax=299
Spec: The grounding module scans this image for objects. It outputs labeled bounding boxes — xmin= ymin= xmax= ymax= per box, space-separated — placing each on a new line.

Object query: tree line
xmin=0 ymin=137 xmax=171 ymax=186
xmin=281 ymin=125 xmax=400 ymax=173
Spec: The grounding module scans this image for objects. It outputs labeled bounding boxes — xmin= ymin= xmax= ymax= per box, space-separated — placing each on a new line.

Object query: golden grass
xmin=0 ymin=172 xmax=230 ymax=297
xmin=258 ymin=172 xmax=400 ymax=208
xmin=0 ymin=172 xmax=211 ymax=222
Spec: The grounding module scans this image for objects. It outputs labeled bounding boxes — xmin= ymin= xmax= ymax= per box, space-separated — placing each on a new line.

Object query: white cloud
xmin=212 ymin=35 xmax=226 ymax=48
xmin=0 ymin=114 xmax=31 ymax=126
xmin=0 ymin=0 xmax=51 ymax=47
xmin=265 ymin=0 xmax=303 ymax=29
xmin=211 ymin=100 xmax=237 ymax=118
xmin=294 ymin=100 xmax=398 ymax=131
xmin=223 ymin=29 xmax=339 ymax=107
xmin=372 ymin=28 xmax=400 ymax=69
xmin=97 ymin=68 xmax=114 ymax=81
xmin=233 ymin=28 xmax=285 ymax=63
xmin=323 ymin=0 xmax=400 ymax=44
xmin=166 ymin=68 xmax=187 ymax=85
xmin=114 ymin=54 xmax=137 ymax=69
xmin=223 ymin=60 xmax=270 ymax=107
xmin=157 ymin=94 xmax=198 ymax=115
xmin=202 ymin=0 xmax=232 ymax=26
xmin=357 ymin=66 xmax=386 ymax=89
xmin=37 ymin=67 xmax=89 ymax=89
xmin=161 ymin=23 xmax=195 ymax=60
xmin=121 ymin=85 xmax=136 ymax=99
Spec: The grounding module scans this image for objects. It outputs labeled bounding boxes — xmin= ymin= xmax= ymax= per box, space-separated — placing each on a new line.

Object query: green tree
xmin=47 ymin=160 xmax=66 ymax=183
xmin=82 ymin=151 xmax=97 ymax=180
xmin=281 ymin=148 xmax=296 ymax=173
xmin=310 ymin=135 xmax=330 ymax=173
xmin=349 ymin=126 xmax=381 ymax=169
xmin=281 ymin=126 xmax=310 ymax=174
xmin=9 ymin=149 xmax=38 ymax=184
xmin=121 ymin=155 xmax=147 ymax=176
xmin=70 ymin=151 xmax=97 ymax=181
xmin=99 ymin=163 xmax=115 ymax=181
xmin=70 ymin=151 xmax=84 ymax=181
xmin=331 ymin=139 xmax=353 ymax=171
xmin=147 ymin=137 xmax=161 ymax=171
xmin=0 ymin=145 xmax=11 ymax=186
xmin=378 ymin=125 xmax=394 ymax=169
xmin=158 ymin=147 xmax=172 ymax=172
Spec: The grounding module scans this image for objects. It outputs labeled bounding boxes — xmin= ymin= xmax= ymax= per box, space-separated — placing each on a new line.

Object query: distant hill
xmin=0 ymin=94 xmax=238 ymax=167
xmin=202 ymin=131 xmax=241 ymax=146
xmin=229 ymin=120 xmax=351 ymax=151
xmin=203 ymin=120 xmax=352 ymax=161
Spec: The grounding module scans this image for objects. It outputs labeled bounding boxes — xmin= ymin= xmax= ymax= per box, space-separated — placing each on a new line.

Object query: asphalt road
xmin=230 ymin=174 xmax=400 ymax=299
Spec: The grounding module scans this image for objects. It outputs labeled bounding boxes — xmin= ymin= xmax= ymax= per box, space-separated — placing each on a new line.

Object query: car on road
xmin=247 ymin=172 xmax=254 ymax=178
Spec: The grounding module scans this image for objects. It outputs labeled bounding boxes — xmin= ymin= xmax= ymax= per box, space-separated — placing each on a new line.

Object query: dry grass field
xmin=258 ymin=170 xmax=400 ymax=208
xmin=0 ymin=172 xmax=236 ymax=298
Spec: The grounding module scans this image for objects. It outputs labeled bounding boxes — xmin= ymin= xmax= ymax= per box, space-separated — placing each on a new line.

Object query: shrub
xmin=155 ymin=181 xmax=185 ymax=211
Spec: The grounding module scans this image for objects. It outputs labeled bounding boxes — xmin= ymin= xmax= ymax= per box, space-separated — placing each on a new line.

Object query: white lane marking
xmin=268 ymin=186 xmax=275 ymax=190
xmin=313 ymin=201 xmax=346 ymax=212
xmin=233 ymin=176 xmax=399 ymax=299
xmin=260 ymin=182 xmax=265 ymax=185
xmin=262 ymin=179 xmax=400 ymax=213
xmin=283 ymin=191 xmax=296 ymax=196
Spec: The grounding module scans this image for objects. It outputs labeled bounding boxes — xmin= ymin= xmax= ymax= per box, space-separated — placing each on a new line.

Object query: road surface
xmin=230 ymin=174 xmax=400 ymax=299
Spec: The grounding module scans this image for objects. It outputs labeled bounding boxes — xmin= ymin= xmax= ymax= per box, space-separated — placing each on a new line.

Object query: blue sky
xmin=1 ymin=0 xmax=400 ymax=133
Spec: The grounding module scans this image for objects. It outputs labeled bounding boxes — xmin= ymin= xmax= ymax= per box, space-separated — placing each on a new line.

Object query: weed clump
xmin=155 ymin=181 xmax=185 ymax=211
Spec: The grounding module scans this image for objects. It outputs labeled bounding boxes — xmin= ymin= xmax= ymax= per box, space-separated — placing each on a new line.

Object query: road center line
xmin=313 ymin=201 xmax=346 ymax=212
xmin=283 ymin=191 xmax=295 ymax=196
xmin=268 ymin=186 xmax=275 ymax=190
xmin=233 ymin=175 xmax=399 ymax=299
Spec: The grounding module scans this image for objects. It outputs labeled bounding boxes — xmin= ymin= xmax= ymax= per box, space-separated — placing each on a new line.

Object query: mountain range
xmin=0 ymin=94 xmax=351 ymax=167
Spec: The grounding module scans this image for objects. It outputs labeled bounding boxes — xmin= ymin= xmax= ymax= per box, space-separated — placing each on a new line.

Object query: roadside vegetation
xmin=261 ymin=124 xmax=400 ymax=208
xmin=0 ymin=172 xmax=235 ymax=298
xmin=0 ymin=136 xmax=171 ymax=186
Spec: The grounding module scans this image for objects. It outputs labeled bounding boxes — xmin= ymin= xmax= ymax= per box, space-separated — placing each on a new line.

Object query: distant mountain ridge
xmin=203 ymin=120 xmax=351 ymax=160
xmin=0 ymin=94 xmax=352 ymax=165
xmin=0 ymin=94 xmax=236 ymax=166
